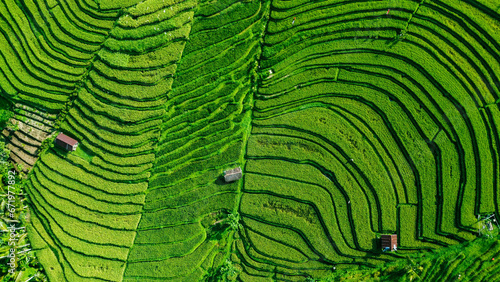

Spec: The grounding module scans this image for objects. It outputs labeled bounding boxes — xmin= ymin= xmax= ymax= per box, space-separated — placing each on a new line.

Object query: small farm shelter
xmin=487 ymin=221 xmax=494 ymax=231
xmin=381 ymin=234 xmax=397 ymax=251
xmin=55 ymin=133 xmax=79 ymax=151
xmin=224 ymin=167 xmax=242 ymax=182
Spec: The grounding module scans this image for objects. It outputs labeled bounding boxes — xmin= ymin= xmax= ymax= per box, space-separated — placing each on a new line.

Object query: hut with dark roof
xmin=381 ymin=234 xmax=397 ymax=252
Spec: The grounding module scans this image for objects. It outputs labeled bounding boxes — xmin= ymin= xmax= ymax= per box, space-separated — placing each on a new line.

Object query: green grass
xmin=320 ymin=235 xmax=500 ymax=282
xmin=72 ymin=145 xmax=94 ymax=162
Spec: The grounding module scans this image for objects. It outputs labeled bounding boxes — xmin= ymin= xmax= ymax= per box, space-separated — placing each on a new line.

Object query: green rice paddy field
xmin=0 ymin=0 xmax=499 ymax=280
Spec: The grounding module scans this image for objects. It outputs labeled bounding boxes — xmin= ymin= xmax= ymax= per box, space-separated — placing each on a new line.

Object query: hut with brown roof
xmin=55 ymin=133 xmax=79 ymax=151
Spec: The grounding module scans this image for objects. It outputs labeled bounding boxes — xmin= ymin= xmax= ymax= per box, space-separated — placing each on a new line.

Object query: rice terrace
xmin=0 ymin=0 xmax=499 ymax=281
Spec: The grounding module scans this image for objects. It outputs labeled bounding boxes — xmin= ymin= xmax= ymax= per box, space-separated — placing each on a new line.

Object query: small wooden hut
xmin=224 ymin=167 xmax=242 ymax=182
xmin=55 ymin=133 xmax=79 ymax=151
xmin=381 ymin=234 xmax=397 ymax=251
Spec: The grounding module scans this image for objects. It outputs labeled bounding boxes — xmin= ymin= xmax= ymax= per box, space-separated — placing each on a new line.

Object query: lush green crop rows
xmin=123 ymin=0 xmax=266 ymax=278
xmin=325 ymin=236 xmax=500 ymax=281
xmin=4 ymin=0 xmax=197 ymax=280
xmin=232 ymin=0 xmax=499 ymax=280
